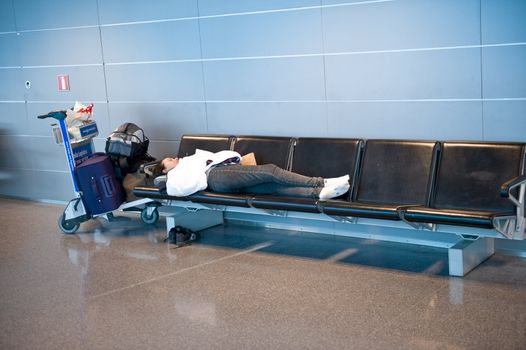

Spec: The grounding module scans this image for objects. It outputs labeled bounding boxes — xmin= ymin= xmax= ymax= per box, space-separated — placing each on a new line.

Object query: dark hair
xmin=152 ymin=160 xmax=166 ymax=177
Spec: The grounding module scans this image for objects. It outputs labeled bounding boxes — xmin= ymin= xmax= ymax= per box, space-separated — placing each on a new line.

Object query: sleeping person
xmin=155 ymin=149 xmax=350 ymax=199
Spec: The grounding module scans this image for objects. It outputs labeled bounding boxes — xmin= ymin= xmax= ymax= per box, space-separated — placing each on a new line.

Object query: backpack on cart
xmin=105 ymin=122 xmax=155 ymax=179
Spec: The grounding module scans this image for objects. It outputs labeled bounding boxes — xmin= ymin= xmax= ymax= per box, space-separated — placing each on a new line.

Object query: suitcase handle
xmin=90 ymin=177 xmax=102 ymax=201
xmin=102 ymin=176 xmax=115 ymax=197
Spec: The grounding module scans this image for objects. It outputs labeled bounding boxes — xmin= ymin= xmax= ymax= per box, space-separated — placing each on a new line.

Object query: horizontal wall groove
xmin=39 ymin=98 xmax=526 ymax=104
xmin=1 ymin=43 xmax=524 ymax=70
xmin=103 ymin=0 xmax=394 ymax=27
xmin=0 ymin=167 xmax=69 ymax=173
xmin=102 ymin=41 xmax=526 ymax=67
xmin=1 ymin=0 xmax=394 ymax=34
xmin=13 ymin=24 xmax=99 ymax=34
xmin=24 ymin=101 xmax=108 ymax=104
xmin=23 ymin=63 xmax=103 ymax=69
xmin=2 ymin=98 xmax=525 ymax=104
xmin=0 ymin=135 xmax=109 ymax=142
xmin=0 ymin=64 xmax=102 ymax=69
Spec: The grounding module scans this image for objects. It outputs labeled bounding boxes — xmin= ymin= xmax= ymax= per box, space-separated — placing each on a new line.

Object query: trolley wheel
xmin=141 ymin=207 xmax=159 ymax=225
xmin=58 ymin=214 xmax=79 ymax=234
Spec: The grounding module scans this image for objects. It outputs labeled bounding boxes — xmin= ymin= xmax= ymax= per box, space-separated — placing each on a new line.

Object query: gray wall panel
xmin=326 ymin=48 xmax=481 ymax=100
xmin=198 ymin=0 xmax=320 ymax=16
xmin=29 ymin=136 xmax=69 ymax=171
xmin=482 ymin=0 xmax=526 ymax=43
xmin=0 ymin=102 xmax=28 ymax=135
xmin=19 ymin=28 xmax=102 ymax=67
xmin=23 ymin=66 xmax=107 ymax=102
xmin=30 ymin=170 xmax=74 ymax=201
xmin=0 ymin=0 xmax=16 ymax=32
xmin=107 ymin=102 xmax=207 ymax=141
xmin=98 ymin=0 xmax=198 ymax=24
xmin=0 ymin=135 xmax=34 ymax=169
xmin=149 ymin=140 xmax=180 ymax=159
xmin=0 ymin=168 xmax=74 ymax=202
xmin=0 ymin=68 xmax=25 ymax=100
xmin=327 ymin=101 xmax=483 ymax=140
xmin=204 ymin=56 xmax=325 ymax=100
xmin=0 ymin=33 xmax=20 ymax=66
xmin=482 ymin=46 xmax=526 ymax=98
xmin=0 ymin=168 xmax=36 ymax=199
xmin=13 ymin=0 xmax=98 ymax=31
xmin=483 ymin=101 xmax=526 ymax=142
xmin=0 ymin=168 xmax=26 ymax=198
xmin=105 ymin=63 xmax=204 ymax=101
xmin=91 ymin=138 xmax=111 ymax=154
xmin=323 ymin=0 xmax=480 ymax=52
xmin=207 ymin=102 xmax=327 ymax=136
xmin=101 ymin=20 xmax=201 ymax=63
xmin=200 ymin=8 xmax=322 ymax=58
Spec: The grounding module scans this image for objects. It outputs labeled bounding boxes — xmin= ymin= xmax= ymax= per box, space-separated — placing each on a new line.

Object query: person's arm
xmin=205 ymin=150 xmax=242 ymax=170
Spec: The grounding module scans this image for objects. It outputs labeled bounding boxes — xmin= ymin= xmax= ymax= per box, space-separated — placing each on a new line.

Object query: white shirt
xmin=166 ymin=149 xmax=241 ymax=196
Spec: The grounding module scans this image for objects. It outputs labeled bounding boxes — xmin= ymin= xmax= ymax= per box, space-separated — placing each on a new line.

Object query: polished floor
xmin=1 ymin=198 xmax=525 ymax=350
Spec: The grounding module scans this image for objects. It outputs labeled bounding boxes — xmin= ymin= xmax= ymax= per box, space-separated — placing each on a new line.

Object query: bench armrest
xmin=500 ymin=175 xmax=526 ymax=198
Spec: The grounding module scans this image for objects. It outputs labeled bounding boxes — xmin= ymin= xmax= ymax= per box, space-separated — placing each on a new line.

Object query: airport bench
xmin=134 ymin=134 xmax=526 ymax=276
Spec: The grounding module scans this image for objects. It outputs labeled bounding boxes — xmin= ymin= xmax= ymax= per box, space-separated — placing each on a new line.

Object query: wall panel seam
xmin=479 ymin=0 xmax=485 ymax=140
xmin=2 ymin=43 xmax=523 ymax=70
xmin=8 ymin=0 xmax=394 ymax=33
xmin=100 ymin=41 xmax=526 ymax=67
xmin=196 ymin=0 xmax=209 ymax=133
xmin=3 ymin=99 xmax=526 ymax=104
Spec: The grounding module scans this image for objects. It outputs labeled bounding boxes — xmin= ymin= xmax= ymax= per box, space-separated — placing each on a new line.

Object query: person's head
xmin=153 ymin=157 xmax=179 ymax=175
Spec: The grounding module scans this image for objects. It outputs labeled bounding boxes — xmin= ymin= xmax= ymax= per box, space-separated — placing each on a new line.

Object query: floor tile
xmin=376 ymin=277 xmax=526 ymax=349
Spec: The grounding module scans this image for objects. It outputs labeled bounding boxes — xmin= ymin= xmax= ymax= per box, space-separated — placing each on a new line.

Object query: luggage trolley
xmin=38 ymin=110 xmax=161 ymax=234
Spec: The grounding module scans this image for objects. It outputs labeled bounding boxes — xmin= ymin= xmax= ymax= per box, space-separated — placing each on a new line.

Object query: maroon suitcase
xmin=76 ymin=154 xmax=125 ymax=215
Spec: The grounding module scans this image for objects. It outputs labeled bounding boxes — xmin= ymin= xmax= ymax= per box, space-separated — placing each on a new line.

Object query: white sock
xmin=324 ymin=174 xmax=350 ymax=187
xmin=319 ymin=182 xmax=350 ymax=200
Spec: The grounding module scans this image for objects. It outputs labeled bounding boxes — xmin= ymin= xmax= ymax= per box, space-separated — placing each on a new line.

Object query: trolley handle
xmin=37 ymin=111 xmax=67 ymax=120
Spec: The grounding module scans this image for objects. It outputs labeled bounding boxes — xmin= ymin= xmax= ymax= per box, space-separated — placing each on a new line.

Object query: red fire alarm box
xmin=57 ymin=74 xmax=70 ymax=91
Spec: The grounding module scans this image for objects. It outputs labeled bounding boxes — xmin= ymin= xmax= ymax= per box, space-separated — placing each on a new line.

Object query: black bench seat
xmin=245 ymin=137 xmax=363 ymax=214
xmin=323 ymin=140 xmax=439 ymax=221
xmin=401 ymin=142 xmax=526 ymax=231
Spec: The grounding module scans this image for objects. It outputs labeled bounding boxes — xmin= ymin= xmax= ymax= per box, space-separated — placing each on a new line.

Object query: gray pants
xmin=207 ymin=164 xmax=324 ymax=198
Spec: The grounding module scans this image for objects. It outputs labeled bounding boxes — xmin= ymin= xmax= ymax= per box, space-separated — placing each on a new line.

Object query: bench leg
xmin=165 ymin=208 xmax=224 ymax=237
xmin=448 ymin=237 xmax=495 ymax=276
